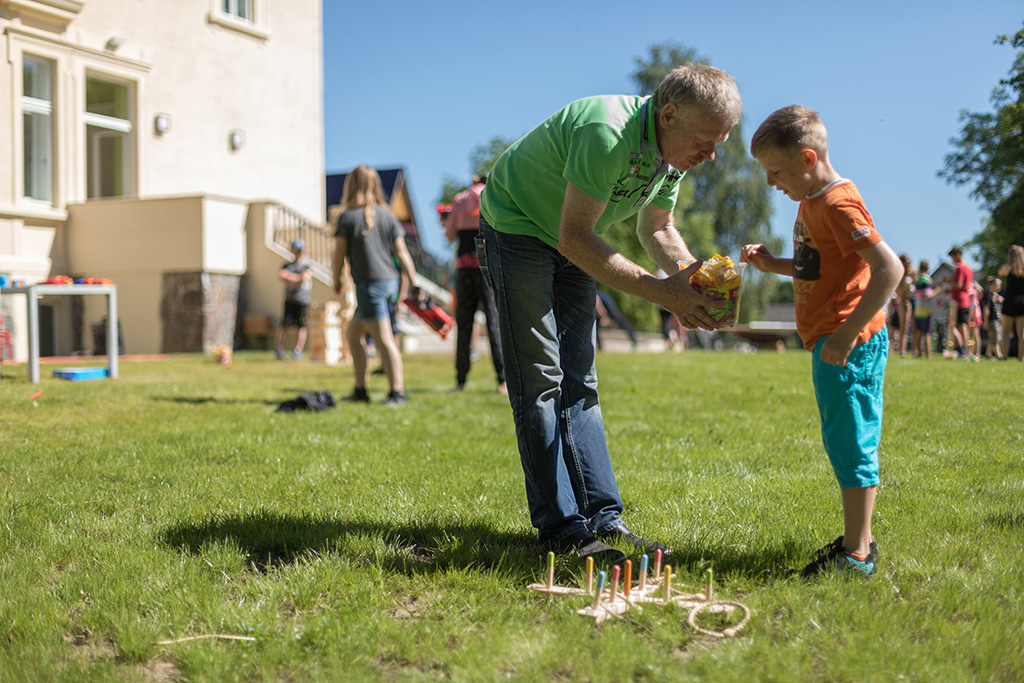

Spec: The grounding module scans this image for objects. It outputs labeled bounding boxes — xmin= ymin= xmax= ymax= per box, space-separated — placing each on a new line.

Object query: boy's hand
xmin=820 ymin=331 xmax=857 ymax=366
xmin=741 ymin=244 xmax=775 ymax=272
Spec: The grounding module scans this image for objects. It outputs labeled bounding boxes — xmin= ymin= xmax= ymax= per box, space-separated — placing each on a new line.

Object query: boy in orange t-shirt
xmin=741 ymin=105 xmax=902 ymax=578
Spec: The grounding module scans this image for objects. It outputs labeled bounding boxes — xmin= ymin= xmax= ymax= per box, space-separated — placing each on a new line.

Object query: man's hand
xmin=662 ymin=260 xmax=724 ymax=330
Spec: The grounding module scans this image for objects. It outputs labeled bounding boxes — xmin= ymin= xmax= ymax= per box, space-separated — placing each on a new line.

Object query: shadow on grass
xmin=666 ymin=540 xmax=803 ymax=582
xmin=986 ymin=510 xmax=1024 ymax=529
xmin=159 ymin=510 xmax=539 ymax=581
xmin=159 ymin=511 xmax=796 ymax=585
xmin=154 ymin=396 xmax=283 ymax=407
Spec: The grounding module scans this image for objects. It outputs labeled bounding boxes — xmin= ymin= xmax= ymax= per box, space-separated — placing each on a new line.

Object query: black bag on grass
xmin=275 ymin=391 xmax=335 ymax=412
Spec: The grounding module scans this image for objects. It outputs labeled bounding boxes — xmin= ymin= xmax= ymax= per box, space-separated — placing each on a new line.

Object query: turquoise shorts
xmin=811 ymin=327 xmax=888 ymax=489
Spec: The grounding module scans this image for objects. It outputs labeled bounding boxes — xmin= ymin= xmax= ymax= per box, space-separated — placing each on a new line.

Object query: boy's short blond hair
xmin=750 ymin=105 xmax=828 ymax=158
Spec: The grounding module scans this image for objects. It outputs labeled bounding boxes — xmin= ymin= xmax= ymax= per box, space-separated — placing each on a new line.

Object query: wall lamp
xmin=229 ymin=129 xmax=246 ymax=151
xmin=105 ymin=36 xmax=126 ymax=51
xmin=154 ymin=113 xmax=171 ymax=135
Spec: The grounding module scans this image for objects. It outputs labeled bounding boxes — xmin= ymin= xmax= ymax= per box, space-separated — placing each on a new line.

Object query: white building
xmin=1 ymin=0 xmax=330 ymax=359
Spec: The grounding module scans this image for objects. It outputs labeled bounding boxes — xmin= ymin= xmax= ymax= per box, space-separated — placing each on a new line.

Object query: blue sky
xmin=323 ymin=0 xmax=1021 ymax=271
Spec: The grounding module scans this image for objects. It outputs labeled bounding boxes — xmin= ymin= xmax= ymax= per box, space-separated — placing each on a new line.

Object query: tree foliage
xmin=603 ymin=42 xmax=784 ymax=329
xmin=939 ymin=24 xmax=1024 ymax=273
xmin=438 ymin=136 xmax=517 ymax=205
xmin=469 ymin=136 xmax=516 ymax=178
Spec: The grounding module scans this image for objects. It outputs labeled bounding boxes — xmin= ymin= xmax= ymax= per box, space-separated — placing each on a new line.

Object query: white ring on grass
xmin=686 ymin=600 xmax=751 ymax=639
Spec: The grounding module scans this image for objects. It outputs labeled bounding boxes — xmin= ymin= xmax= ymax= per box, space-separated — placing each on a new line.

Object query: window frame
xmin=21 ymin=54 xmax=56 ymax=205
xmin=222 ymin=0 xmax=253 ymax=22
xmin=207 ymin=0 xmax=268 ymax=39
xmin=84 ymin=72 xmax=137 ymax=200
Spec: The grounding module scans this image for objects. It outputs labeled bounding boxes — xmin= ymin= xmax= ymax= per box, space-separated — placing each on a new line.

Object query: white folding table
xmin=0 ymin=284 xmax=118 ymax=383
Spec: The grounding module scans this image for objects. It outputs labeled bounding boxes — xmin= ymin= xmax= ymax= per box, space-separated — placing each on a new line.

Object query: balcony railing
xmin=270 ymin=202 xmax=452 ymax=297
xmin=270 ymin=203 xmax=334 ymax=281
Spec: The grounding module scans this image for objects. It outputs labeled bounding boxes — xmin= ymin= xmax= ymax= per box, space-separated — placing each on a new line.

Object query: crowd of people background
xmin=888 ymin=244 xmax=1024 ymax=362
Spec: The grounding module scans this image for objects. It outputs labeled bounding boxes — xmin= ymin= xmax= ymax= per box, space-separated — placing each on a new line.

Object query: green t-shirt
xmin=480 ymin=96 xmax=684 ymax=248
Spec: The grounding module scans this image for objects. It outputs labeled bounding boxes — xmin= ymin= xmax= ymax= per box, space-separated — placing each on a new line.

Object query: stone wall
xmin=202 ymin=273 xmax=240 ymax=353
xmin=161 ymin=272 xmax=239 ymax=353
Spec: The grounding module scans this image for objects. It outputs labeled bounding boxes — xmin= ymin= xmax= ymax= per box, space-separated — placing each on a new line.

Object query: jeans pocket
xmin=475 ymin=234 xmax=493 ymax=290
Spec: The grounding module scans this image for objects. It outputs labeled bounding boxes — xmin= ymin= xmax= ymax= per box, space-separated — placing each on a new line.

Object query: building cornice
xmin=3 ymin=23 xmax=151 ymax=72
xmin=0 ymin=202 xmax=68 ymax=222
xmin=0 ymin=0 xmax=83 ymax=27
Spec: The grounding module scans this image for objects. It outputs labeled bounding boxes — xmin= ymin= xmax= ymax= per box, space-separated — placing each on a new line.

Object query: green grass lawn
xmin=1 ymin=350 xmax=1021 ymax=681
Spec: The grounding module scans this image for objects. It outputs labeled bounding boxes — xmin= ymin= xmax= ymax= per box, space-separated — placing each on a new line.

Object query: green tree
xmin=437 ymin=175 xmax=465 ymax=205
xmin=630 ymin=42 xmax=779 ymax=260
xmin=437 ymin=137 xmax=517 ymax=269
xmin=939 ymin=24 xmax=1024 ymax=273
xmin=439 ymin=136 xmax=517 ymax=205
xmin=469 ymin=136 xmax=516 ymax=178
xmin=603 ymin=42 xmax=784 ymax=329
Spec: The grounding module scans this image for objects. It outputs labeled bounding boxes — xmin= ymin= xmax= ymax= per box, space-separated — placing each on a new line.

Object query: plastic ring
xmin=686 ymin=600 xmax=751 ymax=639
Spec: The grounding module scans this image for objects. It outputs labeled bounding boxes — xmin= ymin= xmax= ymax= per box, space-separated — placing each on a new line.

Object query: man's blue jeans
xmin=477 ymin=219 xmax=624 ymax=546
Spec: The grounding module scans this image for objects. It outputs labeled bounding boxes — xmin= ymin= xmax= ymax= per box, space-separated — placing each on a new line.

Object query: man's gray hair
xmin=651 ymin=63 xmax=742 ymax=124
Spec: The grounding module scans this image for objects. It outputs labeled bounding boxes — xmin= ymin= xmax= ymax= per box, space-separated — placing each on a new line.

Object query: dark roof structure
xmin=326 ymin=167 xmax=451 ymax=285
xmin=326 ymin=168 xmax=404 ymax=216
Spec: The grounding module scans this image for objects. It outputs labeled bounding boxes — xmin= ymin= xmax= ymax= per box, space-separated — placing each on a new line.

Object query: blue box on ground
xmin=53 ymin=367 xmax=109 ymax=381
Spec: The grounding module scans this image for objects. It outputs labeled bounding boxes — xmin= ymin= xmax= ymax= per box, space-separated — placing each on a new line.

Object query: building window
xmin=84 ymin=74 xmax=134 ymax=199
xmin=207 ymin=0 xmax=267 ymax=39
xmin=222 ymin=0 xmax=253 ymax=22
xmin=23 ymin=55 xmax=54 ymax=203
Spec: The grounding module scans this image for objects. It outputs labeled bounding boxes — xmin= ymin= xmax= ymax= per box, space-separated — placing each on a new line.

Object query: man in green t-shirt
xmin=478 ymin=64 xmax=742 ymax=563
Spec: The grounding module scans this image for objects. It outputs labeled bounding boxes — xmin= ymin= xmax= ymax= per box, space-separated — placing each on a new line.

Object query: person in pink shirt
xmin=967 ymin=280 xmax=983 ymax=361
xmin=445 ymin=175 xmax=506 ymax=393
xmin=948 ymin=246 xmax=974 ymax=359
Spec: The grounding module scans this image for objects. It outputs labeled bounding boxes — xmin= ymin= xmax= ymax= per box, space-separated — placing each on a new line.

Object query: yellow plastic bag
xmin=680 ymin=255 xmax=747 ymax=326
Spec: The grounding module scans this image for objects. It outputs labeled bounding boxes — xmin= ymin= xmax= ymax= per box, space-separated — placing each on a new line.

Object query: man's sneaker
xmin=597 ymin=523 xmax=672 ymax=556
xmin=293 ymin=347 xmax=303 ymax=359
xmin=543 ymin=533 xmax=626 ymax=565
xmin=275 ymin=348 xmax=285 ymax=360
xmin=800 ymin=536 xmax=876 ymax=578
xmin=344 ymin=387 xmax=371 ymax=403
xmin=382 ymin=391 xmax=408 ymax=407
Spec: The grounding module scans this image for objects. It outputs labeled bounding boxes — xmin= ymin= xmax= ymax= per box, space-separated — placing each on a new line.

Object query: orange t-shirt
xmin=792 ymin=180 xmax=885 ymax=351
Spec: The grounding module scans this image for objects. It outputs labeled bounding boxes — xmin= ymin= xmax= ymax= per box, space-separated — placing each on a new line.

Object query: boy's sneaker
xmin=275 ymin=348 xmax=285 ymax=360
xmin=833 ymin=534 xmax=878 ymax=559
xmin=596 ymin=522 xmax=672 ymax=556
xmin=293 ymin=347 xmax=303 ymax=359
xmin=382 ymin=391 xmax=408 ymax=407
xmin=801 ymin=536 xmax=876 ymax=578
xmin=344 ymin=387 xmax=371 ymax=403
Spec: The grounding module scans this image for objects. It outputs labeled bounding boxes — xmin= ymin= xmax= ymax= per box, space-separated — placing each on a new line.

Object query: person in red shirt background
xmin=948 ymin=246 xmax=974 ymax=360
